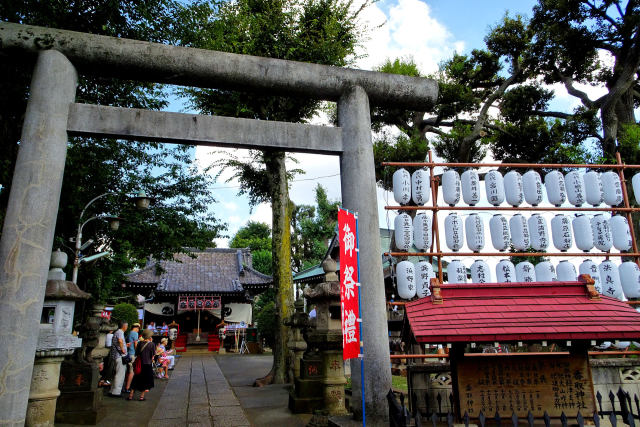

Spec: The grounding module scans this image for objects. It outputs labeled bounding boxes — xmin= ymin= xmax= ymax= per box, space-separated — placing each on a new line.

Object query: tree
xmin=175 ymin=0 xmax=365 ymax=384
xmin=291 ymin=184 xmax=339 ymax=271
xmin=230 ymin=221 xmax=273 ymax=275
xmin=0 ymin=1 xmax=225 ymax=303
xmin=111 ymin=303 xmax=139 ymax=327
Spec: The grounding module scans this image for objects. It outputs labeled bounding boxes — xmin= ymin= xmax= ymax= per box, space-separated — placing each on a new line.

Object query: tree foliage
xmin=230 ymin=221 xmax=273 ymax=275
xmin=0 ymin=0 xmax=225 ymax=302
xmin=111 ymin=303 xmax=139 ymax=327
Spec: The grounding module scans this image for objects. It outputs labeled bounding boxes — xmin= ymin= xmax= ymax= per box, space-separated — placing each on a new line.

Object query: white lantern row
xmin=471 ymin=260 xmax=491 ymax=283
xmin=394 ymin=213 xmax=413 ymax=251
xmin=556 ymin=260 xmax=577 ymax=281
xmin=413 ymin=213 xmax=432 ymax=251
xmin=529 ymin=214 xmax=549 ymax=251
xmin=393 ymin=168 xmax=638 ymax=208
xmin=416 ymin=261 xmax=434 ymax=298
xmin=465 ymin=213 xmax=485 ymax=252
xmin=515 ymin=261 xmax=536 ymax=282
xmin=496 ymin=259 xmax=516 ymax=283
xmin=444 ymin=213 xmax=464 ymax=251
xmin=510 ymin=214 xmax=530 ymax=251
xmin=489 ymin=214 xmax=510 ymax=251
xmin=395 ymin=261 xmax=416 ymax=299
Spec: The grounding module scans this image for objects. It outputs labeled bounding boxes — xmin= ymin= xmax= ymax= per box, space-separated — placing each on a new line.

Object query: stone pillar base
xmin=26 ymin=356 xmax=65 ymax=427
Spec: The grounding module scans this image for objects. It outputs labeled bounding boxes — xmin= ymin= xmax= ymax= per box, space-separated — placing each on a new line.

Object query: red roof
xmin=405 ymin=278 xmax=640 ymax=343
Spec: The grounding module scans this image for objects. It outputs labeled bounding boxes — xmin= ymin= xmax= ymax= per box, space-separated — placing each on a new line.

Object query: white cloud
xmin=356 ymin=0 xmax=464 ymax=73
xmin=249 ymin=203 xmax=273 ymax=225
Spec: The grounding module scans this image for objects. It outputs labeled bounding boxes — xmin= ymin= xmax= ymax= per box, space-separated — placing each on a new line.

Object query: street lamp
xmin=71 ymin=191 xmax=152 ymax=284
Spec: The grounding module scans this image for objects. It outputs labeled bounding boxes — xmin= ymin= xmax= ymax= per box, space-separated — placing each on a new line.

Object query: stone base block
xmin=289 ymin=390 xmax=324 ymax=414
xmin=55 ymin=390 xmax=102 ymax=424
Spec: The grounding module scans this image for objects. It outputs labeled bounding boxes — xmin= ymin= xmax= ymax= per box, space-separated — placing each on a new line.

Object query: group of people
xmin=99 ymin=320 xmax=176 ymax=401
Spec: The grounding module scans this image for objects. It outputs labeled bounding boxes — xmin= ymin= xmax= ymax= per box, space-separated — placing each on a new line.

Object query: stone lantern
xmin=26 ymin=250 xmax=89 ymax=427
xmin=289 ymin=256 xmax=347 ymax=415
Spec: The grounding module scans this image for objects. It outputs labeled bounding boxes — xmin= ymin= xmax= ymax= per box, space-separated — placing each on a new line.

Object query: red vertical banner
xmin=338 ymin=208 xmax=361 ymax=360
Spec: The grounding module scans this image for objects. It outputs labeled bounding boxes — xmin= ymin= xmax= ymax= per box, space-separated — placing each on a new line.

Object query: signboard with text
xmin=456 ymin=353 xmax=595 ymax=418
xmin=338 ymin=208 xmax=361 ymax=360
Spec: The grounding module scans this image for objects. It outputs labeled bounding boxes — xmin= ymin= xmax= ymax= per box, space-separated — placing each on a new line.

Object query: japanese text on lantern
xmin=338 ymin=208 xmax=361 ymax=360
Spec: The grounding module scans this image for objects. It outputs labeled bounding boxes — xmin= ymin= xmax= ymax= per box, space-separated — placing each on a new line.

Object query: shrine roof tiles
xmin=406 ymin=280 xmax=640 ymax=343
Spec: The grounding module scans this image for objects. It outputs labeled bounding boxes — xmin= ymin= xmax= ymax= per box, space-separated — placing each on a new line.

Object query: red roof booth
xmin=404 ymin=275 xmax=640 ymax=420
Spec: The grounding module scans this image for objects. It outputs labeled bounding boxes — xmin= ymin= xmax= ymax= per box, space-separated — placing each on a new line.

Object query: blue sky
xmin=181 ymin=0 xmax=592 ymax=247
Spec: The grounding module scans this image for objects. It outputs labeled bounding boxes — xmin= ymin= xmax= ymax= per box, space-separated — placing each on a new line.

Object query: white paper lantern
xmin=461 ymin=169 xmax=481 ymax=206
xmin=523 ymin=170 xmax=544 ymax=206
xmin=591 ymin=214 xmax=613 ymax=251
xmin=579 ymin=259 xmax=602 ymax=293
xmin=485 ymin=170 xmax=505 ymax=206
xmin=442 ymin=169 xmax=461 ymax=206
xmin=601 ymin=171 xmax=623 ymax=206
xmin=572 ymin=214 xmax=594 ymax=252
xmin=447 ymin=260 xmax=467 ymax=284
xmin=545 ymin=171 xmax=567 ymax=207
xmin=471 ymin=260 xmax=491 ymax=284
xmin=504 ymin=171 xmax=524 ymax=207
xmin=413 ymin=213 xmax=433 ymax=251
xmin=535 ymin=261 xmax=557 ymax=282
xmin=412 ymin=169 xmax=430 ymax=205
xmin=528 ymin=214 xmax=550 ymax=251
xmin=599 ymin=260 xmax=625 ymax=300
xmin=584 ymin=171 xmax=604 ymax=206
xmin=396 ymin=261 xmax=417 ymax=300
xmin=509 ymin=214 xmax=530 ymax=251
xmin=394 ymin=213 xmax=413 ymax=251
xmin=489 ymin=214 xmax=510 ymax=251
xmin=416 ymin=261 xmax=435 ymax=298
xmin=557 ymin=260 xmax=577 ymax=281
xmin=515 ymin=261 xmax=536 ymax=283
xmin=619 ymin=261 xmax=640 ymax=299
xmin=465 ymin=214 xmax=485 ymax=252
xmin=444 ymin=213 xmax=464 ymax=252
xmin=610 ymin=215 xmax=632 ymax=251
xmin=565 ymin=171 xmax=586 ymax=207
xmin=551 ymin=214 xmax=573 ymax=252
xmin=632 ymin=173 xmax=640 ymax=205
xmin=392 ymin=168 xmax=411 ymax=205
xmin=496 ymin=259 xmax=516 ymax=283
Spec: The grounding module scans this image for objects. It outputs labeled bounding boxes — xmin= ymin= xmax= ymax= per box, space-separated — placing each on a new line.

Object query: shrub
xmin=111 ymin=303 xmax=138 ymax=327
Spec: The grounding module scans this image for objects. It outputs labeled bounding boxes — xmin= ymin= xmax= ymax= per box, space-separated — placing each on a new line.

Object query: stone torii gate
xmin=0 ymin=22 xmax=437 ymax=425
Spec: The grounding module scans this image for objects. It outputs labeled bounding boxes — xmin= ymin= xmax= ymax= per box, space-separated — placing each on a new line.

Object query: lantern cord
xmin=355 ymin=213 xmax=366 ymax=427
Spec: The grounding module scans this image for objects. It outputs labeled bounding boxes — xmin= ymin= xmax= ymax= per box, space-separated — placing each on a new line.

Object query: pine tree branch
xmin=584 ymin=0 xmax=622 ymax=31
xmin=555 ymin=69 xmax=597 ymax=108
xmin=530 ymin=110 xmax=572 ymax=119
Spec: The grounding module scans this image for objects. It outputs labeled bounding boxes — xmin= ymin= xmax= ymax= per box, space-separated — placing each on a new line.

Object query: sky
xmin=165 ymin=0 xmax=607 ymax=250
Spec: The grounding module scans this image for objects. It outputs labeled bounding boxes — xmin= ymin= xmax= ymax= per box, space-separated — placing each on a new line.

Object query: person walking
xmin=124 ymin=323 xmax=140 ymax=393
xmin=128 ymin=329 xmax=156 ymax=401
xmin=108 ymin=321 xmax=128 ymax=397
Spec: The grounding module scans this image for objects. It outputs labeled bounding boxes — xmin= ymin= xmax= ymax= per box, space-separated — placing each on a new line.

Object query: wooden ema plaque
xmin=456 ymin=353 xmax=595 ymax=418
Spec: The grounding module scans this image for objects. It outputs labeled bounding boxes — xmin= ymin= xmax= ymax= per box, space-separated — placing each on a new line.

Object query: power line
xmin=210 ymin=173 xmax=340 ymax=190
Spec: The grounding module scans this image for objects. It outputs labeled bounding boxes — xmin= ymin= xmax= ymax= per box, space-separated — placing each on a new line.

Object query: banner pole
xmin=355 ymin=213 xmax=366 ymax=427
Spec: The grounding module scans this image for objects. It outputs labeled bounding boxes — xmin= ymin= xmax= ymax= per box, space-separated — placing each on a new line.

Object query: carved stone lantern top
xmin=322 ymin=256 xmax=338 ymax=282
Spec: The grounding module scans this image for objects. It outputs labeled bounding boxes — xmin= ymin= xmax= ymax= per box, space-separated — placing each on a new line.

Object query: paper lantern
xmin=392 ymin=168 xmax=411 ymax=205
xmin=601 ymin=171 xmax=623 ymax=206
xmin=515 ymin=261 xmax=536 ymax=283
xmin=413 ymin=213 xmax=433 ymax=251
xmin=557 ymin=260 xmax=577 ymax=281
xmin=470 ymin=260 xmax=491 ymax=284
xmin=579 ymin=259 xmax=602 ymax=294
xmin=619 ymin=261 xmax=640 ymax=299
xmin=485 ymin=170 xmax=505 ymax=206
xmin=599 ymin=260 xmax=625 ymax=300
xmin=551 ymin=214 xmax=572 ymax=252
xmin=442 ymin=169 xmax=461 ymax=206
xmin=447 ymin=260 xmax=467 ymax=284
xmin=416 ymin=261 xmax=435 ymax=298
xmin=489 ymin=214 xmax=510 ymax=251
xmin=504 ymin=171 xmax=524 ymax=207
xmin=394 ymin=213 xmax=413 ymax=251
xmin=565 ymin=171 xmax=586 ymax=207
xmin=509 ymin=214 xmax=530 ymax=251
xmin=461 ymin=169 xmax=481 ymax=206
xmin=584 ymin=171 xmax=604 ymax=206
xmin=396 ymin=261 xmax=417 ymax=300
xmin=572 ymin=214 xmax=594 ymax=252
xmin=591 ymin=214 xmax=613 ymax=251
xmin=610 ymin=215 xmax=632 ymax=251
xmin=535 ymin=261 xmax=557 ymax=282
xmin=444 ymin=213 xmax=464 ymax=251
xmin=465 ymin=213 xmax=485 ymax=252
xmin=528 ymin=214 xmax=549 ymax=251
xmin=545 ymin=171 xmax=567 ymax=207
xmin=412 ymin=169 xmax=430 ymax=205
xmin=496 ymin=259 xmax=516 ymax=283
xmin=523 ymin=170 xmax=543 ymax=206
xmin=632 ymin=173 xmax=640 ymax=204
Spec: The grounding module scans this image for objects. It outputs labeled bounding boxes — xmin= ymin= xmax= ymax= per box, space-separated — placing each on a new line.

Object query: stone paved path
xmin=150 ymin=355 xmax=250 ymax=426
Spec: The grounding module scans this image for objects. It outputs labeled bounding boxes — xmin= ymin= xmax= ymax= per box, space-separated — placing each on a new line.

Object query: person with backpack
xmin=127 ymin=329 xmax=156 ymax=401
